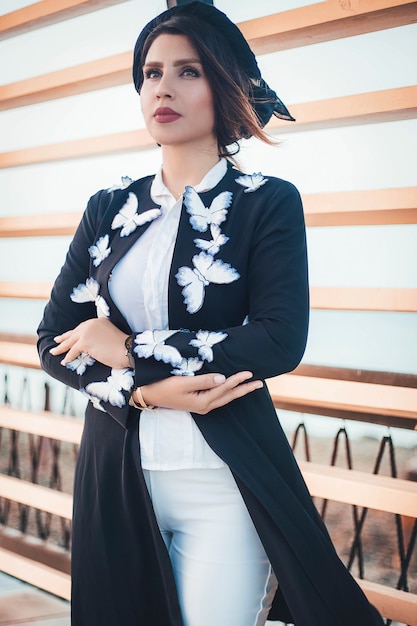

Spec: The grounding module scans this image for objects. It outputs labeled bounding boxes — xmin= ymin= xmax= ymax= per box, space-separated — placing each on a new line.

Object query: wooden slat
xmin=0 ymin=474 xmax=72 ymax=519
xmin=1 ymin=0 xmax=416 ymax=110
xmin=0 ymin=546 xmax=71 ymax=600
xmin=239 ymin=0 xmax=417 ymax=55
xmin=0 ymin=51 xmax=132 ymax=111
xmin=303 ymin=187 xmax=417 ymax=227
xmin=269 ymin=85 xmax=417 ymax=134
xmin=0 ymin=341 xmax=40 ymax=368
xmin=294 ymin=363 xmax=417 ymax=388
xmin=0 ymin=211 xmax=82 ymax=237
xmin=359 ymin=579 xmax=417 ymax=625
xmin=0 ymin=527 xmax=71 ymax=574
xmin=299 ymin=461 xmax=417 ymax=517
xmin=0 ymin=0 xmax=129 ymax=40
xmin=0 ymin=188 xmax=415 ymax=237
xmin=310 ymin=287 xmax=417 ymax=312
xmin=0 ymin=128 xmax=154 ymax=169
xmin=1 ymin=87 xmax=415 ymax=168
xmin=0 ymin=280 xmax=51 ymax=300
xmin=267 ymin=374 xmax=417 ymax=423
xmin=1 ymin=282 xmax=416 ymax=312
xmin=0 ymin=406 xmax=83 ymax=443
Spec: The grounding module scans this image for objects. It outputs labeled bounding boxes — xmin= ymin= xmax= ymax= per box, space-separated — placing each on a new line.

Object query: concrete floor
xmin=0 ymin=573 xmax=70 ymax=626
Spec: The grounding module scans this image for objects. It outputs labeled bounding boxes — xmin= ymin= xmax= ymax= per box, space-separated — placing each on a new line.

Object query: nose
xmin=155 ymin=73 xmax=174 ymax=100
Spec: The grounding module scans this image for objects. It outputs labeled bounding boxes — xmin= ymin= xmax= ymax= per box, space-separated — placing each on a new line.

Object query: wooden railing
xmin=1 ymin=0 xmax=416 ymax=623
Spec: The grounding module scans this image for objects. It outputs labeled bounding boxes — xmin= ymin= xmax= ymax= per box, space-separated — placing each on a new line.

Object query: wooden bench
xmin=1 ymin=398 xmax=416 ymax=621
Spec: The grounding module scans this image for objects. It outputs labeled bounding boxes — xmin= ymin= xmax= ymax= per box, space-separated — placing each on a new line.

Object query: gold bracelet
xmin=129 ymin=387 xmax=157 ymax=411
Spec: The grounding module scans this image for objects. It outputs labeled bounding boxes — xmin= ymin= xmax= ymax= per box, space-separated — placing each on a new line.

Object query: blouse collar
xmin=151 ymin=158 xmax=228 ymax=203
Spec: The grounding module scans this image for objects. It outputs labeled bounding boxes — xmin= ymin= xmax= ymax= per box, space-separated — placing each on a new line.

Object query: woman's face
xmin=140 ymin=34 xmax=216 ymax=151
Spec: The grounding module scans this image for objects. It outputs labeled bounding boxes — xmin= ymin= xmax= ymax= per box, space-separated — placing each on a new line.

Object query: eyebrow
xmin=143 ymin=57 xmax=202 ymax=68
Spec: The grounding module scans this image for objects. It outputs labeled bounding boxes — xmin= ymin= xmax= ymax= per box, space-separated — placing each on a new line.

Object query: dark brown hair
xmin=136 ymin=15 xmax=274 ymax=157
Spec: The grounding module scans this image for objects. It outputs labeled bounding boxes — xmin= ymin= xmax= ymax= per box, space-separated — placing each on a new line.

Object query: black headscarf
xmin=132 ymin=1 xmax=295 ymax=127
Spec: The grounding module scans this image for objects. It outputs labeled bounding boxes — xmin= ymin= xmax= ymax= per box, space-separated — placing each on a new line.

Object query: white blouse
xmin=109 ymin=159 xmax=227 ymax=470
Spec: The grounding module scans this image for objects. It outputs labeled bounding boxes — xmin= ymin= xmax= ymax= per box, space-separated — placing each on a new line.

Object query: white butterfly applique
xmin=70 ymin=277 xmax=110 ymax=318
xmin=88 ymin=234 xmax=111 ymax=267
xmin=176 ymin=251 xmax=240 ymax=314
xmin=194 ymin=224 xmax=229 ymax=256
xmin=85 ymin=368 xmax=134 ymax=408
xmin=80 ymin=388 xmax=106 ymax=412
xmin=66 ymin=352 xmax=95 ymax=375
xmin=235 ymin=173 xmax=269 ymax=193
xmin=133 ymin=330 xmax=182 ymax=367
xmin=107 ymin=175 xmax=134 ymax=192
xmin=171 ymin=357 xmax=204 ymax=377
xmin=189 ymin=330 xmax=228 ymax=363
xmin=184 ymin=187 xmax=232 ymax=233
xmin=111 ymin=192 xmax=161 ymax=237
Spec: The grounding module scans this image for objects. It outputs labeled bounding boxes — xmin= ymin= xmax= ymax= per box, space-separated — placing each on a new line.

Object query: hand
xmin=137 ymin=371 xmax=263 ymax=414
xmin=49 ymin=318 xmax=129 ymax=369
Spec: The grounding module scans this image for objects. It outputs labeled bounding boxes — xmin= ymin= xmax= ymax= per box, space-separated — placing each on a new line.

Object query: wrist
xmin=124 ymin=334 xmax=135 ymax=369
xmin=129 ymin=386 xmax=157 ymax=411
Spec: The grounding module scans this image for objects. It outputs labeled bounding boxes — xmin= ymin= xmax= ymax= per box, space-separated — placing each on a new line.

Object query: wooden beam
xmin=1 ymin=1 xmax=416 ymax=110
xmin=0 ymin=211 xmax=81 ymax=237
xmin=0 ymin=341 xmax=41 ymax=369
xmin=359 ymin=579 xmax=417 ymax=626
xmin=0 ymin=281 xmax=52 ymax=300
xmin=0 ymin=0 xmax=130 ymax=40
xmin=1 ymin=282 xmax=415 ymax=312
xmin=310 ymin=287 xmax=417 ymax=313
xmin=0 ymin=474 xmax=72 ymax=519
xmin=267 ymin=374 xmax=417 ymax=424
xmin=303 ymin=187 xmax=417 ymax=227
xmin=0 ymin=128 xmax=154 ymax=169
xmin=239 ymin=0 xmax=417 ymax=55
xmin=268 ymin=86 xmax=417 ymax=134
xmin=0 ymin=52 xmax=132 ymax=111
xmin=0 ymin=187 xmax=414 ymax=237
xmin=1 ymin=87 xmax=416 ymax=169
xmin=299 ymin=461 xmax=417 ymax=517
xmin=0 ymin=406 xmax=83 ymax=444
xmin=0 ymin=546 xmax=71 ymax=600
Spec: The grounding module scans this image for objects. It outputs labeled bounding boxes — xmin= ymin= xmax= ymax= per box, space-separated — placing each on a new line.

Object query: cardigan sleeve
xmin=131 ymin=181 xmax=309 ymax=385
xmin=37 ymin=189 xmax=135 ymax=425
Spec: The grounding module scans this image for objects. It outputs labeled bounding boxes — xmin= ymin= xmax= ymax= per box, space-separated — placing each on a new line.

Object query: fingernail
xmin=214 ymin=374 xmax=225 ymax=384
xmin=254 ymin=382 xmax=263 ymax=389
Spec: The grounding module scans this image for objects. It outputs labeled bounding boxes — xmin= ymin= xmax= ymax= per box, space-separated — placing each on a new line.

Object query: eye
xmin=181 ymin=67 xmax=201 ymax=78
xmin=144 ymin=68 xmax=161 ymax=79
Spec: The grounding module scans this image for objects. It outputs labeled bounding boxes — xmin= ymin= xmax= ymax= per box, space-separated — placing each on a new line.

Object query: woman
xmin=37 ymin=3 xmax=384 ymax=625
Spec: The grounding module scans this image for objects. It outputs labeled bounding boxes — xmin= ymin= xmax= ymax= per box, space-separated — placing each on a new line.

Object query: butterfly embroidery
xmin=70 ymin=277 xmax=110 ymax=318
xmin=194 ymin=224 xmax=229 ymax=256
xmin=184 ymin=187 xmax=232 ymax=233
xmin=171 ymin=357 xmax=204 ymax=377
xmin=80 ymin=388 xmax=106 ymax=412
xmin=189 ymin=330 xmax=228 ymax=363
xmin=133 ymin=330 xmax=182 ymax=367
xmin=176 ymin=251 xmax=240 ymax=314
xmin=66 ymin=352 xmax=95 ymax=375
xmin=107 ymin=175 xmax=134 ymax=192
xmin=85 ymin=368 xmax=134 ymax=408
xmin=111 ymin=192 xmax=161 ymax=237
xmin=88 ymin=234 xmax=111 ymax=267
xmin=235 ymin=173 xmax=269 ymax=193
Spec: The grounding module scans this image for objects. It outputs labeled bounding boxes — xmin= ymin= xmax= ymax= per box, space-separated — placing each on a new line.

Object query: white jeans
xmin=143 ymin=466 xmax=278 ymax=626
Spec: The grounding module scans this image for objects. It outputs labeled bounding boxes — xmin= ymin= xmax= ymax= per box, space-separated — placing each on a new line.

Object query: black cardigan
xmin=38 ymin=163 xmax=383 ymax=625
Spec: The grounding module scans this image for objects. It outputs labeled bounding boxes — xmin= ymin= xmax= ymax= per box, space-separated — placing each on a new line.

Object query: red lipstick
xmin=154 ymin=107 xmax=181 ymax=123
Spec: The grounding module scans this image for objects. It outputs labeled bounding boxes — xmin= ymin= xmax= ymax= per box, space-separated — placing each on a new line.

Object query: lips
xmin=154 ymin=107 xmax=181 ymax=123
